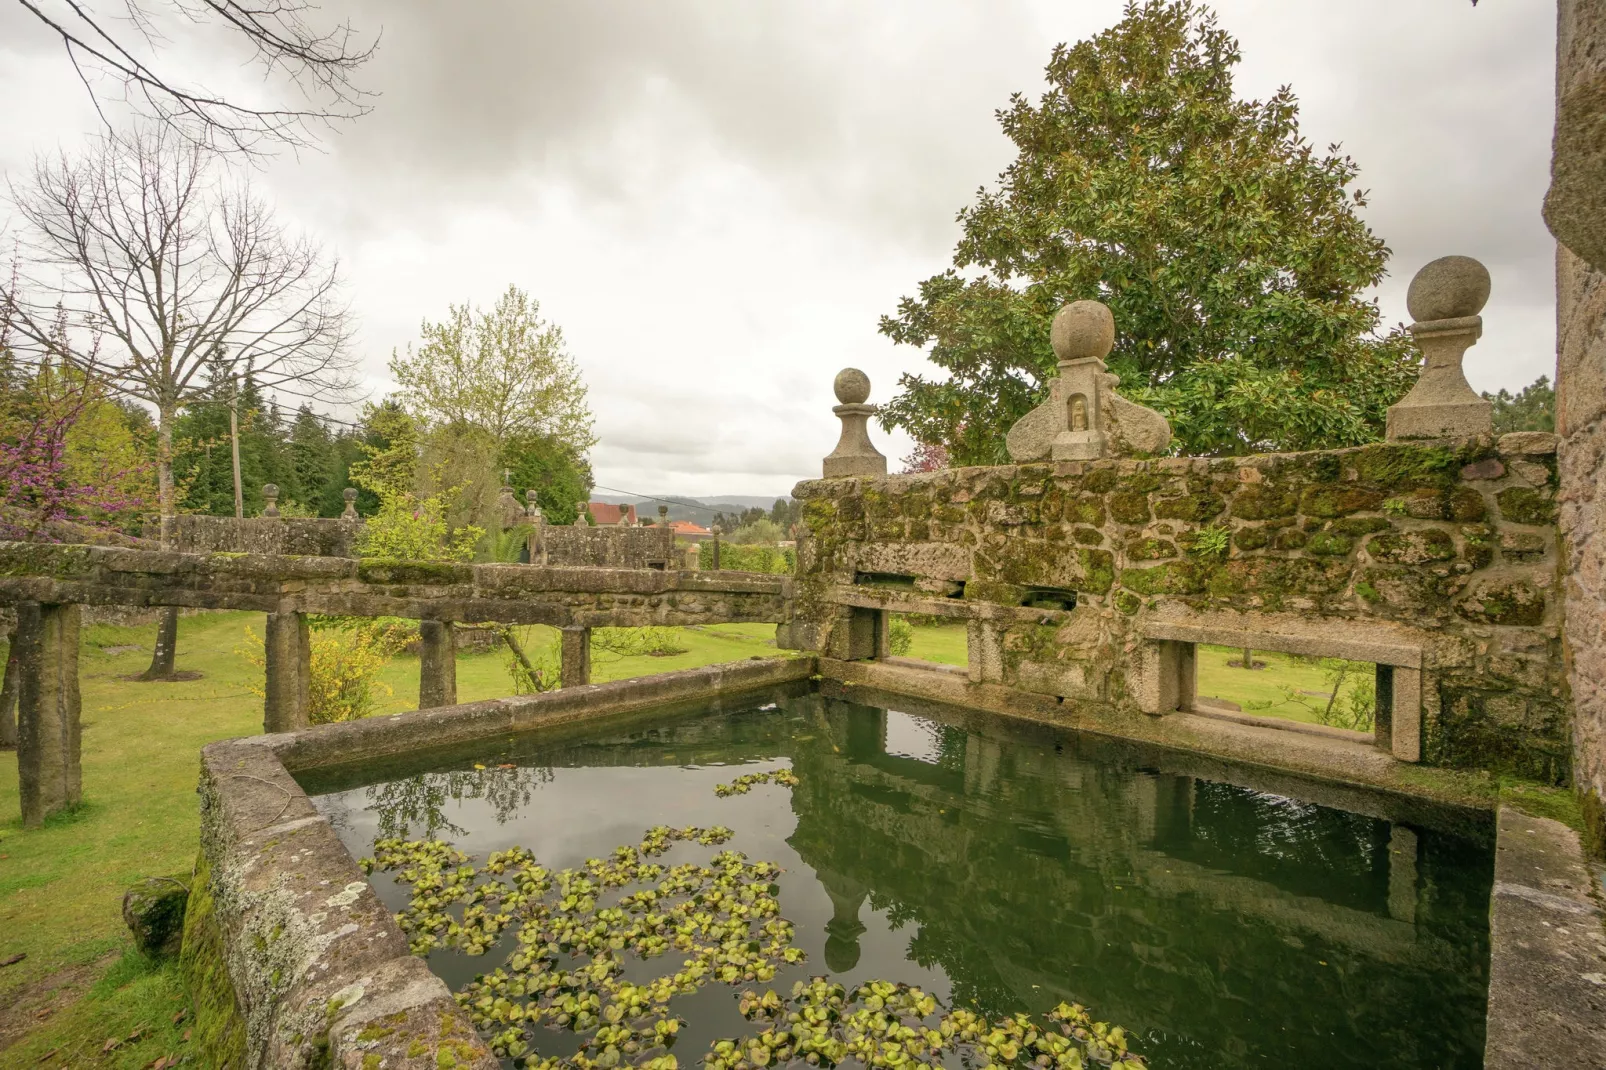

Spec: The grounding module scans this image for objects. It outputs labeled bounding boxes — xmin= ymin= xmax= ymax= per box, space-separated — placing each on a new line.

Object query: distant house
xmin=586 ymin=502 xmax=638 ymax=525
xmin=669 ymin=519 xmax=713 ymax=542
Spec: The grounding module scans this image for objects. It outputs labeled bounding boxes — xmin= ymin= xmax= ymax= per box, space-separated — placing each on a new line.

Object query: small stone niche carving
xmin=1005 ymin=300 xmax=1171 ymax=462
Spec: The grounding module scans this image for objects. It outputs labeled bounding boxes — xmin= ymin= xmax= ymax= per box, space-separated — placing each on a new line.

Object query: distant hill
xmin=589 ymin=493 xmax=790 ymax=524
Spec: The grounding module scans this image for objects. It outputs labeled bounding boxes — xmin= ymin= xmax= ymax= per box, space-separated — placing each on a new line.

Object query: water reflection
xmin=307 ymin=689 xmax=1493 ymax=1070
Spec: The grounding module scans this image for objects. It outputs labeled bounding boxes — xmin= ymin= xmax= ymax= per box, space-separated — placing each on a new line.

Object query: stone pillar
xmin=1390 ymin=667 xmax=1423 ymax=763
xmin=1137 ymin=639 xmax=1193 ymax=715
xmin=263 ymin=610 xmax=310 ymax=733
xmin=873 ymin=610 xmax=892 ymax=660
xmin=710 ymin=526 xmax=722 ymax=571
xmin=822 ymin=369 xmax=888 ymax=478
xmin=341 ymin=487 xmax=359 ymax=519
xmin=842 ymin=607 xmax=879 ymax=661
xmin=966 ymin=619 xmax=1003 ymax=684
xmin=0 ymin=624 xmax=17 ymax=749
xmin=418 ymin=620 xmax=457 ymax=709
xmin=1385 ymin=257 xmax=1494 ymax=441
xmin=560 ymin=626 xmax=591 ymax=688
xmin=682 ymin=543 xmax=701 ymax=571
xmin=262 ymin=483 xmax=280 ymax=518
xmin=16 ymin=603 xmax=81 ymax=827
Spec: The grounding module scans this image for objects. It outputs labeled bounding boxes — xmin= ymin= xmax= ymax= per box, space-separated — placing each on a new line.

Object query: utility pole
xmin=229 ymin=374 xmax=244 ymax=518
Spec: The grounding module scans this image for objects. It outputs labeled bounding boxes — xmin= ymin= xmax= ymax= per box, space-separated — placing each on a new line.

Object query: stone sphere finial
xmin=343 ymin=487 xmax=357 ymax=503
xmin=1406 ymin=256 xmax=1491 ymax=322
xmin=1051 ymin=300 xmax=1116 ymax=362
xmin=834 ymin=368 xmax=871 ymax=405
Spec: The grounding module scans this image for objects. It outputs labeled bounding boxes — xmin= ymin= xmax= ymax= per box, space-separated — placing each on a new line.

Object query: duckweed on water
xmin=713 ymin=770 xmax=800 ymax=798
xmin=362 ymin=824 xmax=1145 ymax=1070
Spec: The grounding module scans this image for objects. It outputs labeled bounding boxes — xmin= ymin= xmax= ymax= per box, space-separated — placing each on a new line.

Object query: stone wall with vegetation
xmin=793 ymin=435 xmax=1569 ymax=782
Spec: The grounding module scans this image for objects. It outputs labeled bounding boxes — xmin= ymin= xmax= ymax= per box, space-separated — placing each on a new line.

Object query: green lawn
xmin=896 ymin=626 xmax=1373 ymax=732
xmin=0 ymin=612 xmax=794 ymax=1065
xmin=1194 ymin=643 xmax=1375 ymax=729
xmin=904 ymin=621 xmax=968 ymax=668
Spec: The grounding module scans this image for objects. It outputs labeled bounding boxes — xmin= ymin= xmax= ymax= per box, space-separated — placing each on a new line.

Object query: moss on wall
xmin=794 ymin=437 xmax=1567 ymax=783
xmin=179 ymin=849 xmax=248 ymax=1069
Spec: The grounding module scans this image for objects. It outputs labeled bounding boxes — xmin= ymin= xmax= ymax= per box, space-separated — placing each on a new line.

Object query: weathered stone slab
xmin=1484 ymin=806 xmax=1606 ymax=1068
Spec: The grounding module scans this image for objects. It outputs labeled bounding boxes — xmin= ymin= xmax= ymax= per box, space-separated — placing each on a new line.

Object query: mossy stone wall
xmin=793 ymin=436 xmax=1569 ymax=782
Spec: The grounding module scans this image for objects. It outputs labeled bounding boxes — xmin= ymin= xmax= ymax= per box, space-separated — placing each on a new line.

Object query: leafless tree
xmin=14 ymin=0 xmax=376 ymax=154
xmin=2 ymin=123 xmax=358 ymax=678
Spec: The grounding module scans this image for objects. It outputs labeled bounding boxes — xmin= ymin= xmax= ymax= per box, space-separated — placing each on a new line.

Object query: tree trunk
xmin=1240 ymin=646 xmax=1254 ymax=669
xmin=141 ymin=407 xmax=181 ymax=681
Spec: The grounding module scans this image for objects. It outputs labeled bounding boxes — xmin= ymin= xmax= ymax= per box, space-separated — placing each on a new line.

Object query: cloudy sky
xmin=0 ymin=1 xmax=1556 ymax=499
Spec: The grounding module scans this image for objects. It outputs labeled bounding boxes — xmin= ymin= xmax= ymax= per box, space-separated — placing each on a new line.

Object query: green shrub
xmin=888 ymin=615 xmax=914 ymax=656
xmin=700 ymin=542 xmax=796 ymax=574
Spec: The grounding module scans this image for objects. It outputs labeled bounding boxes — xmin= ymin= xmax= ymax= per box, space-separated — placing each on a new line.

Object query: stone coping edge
xmin=195 ymin=655 xmax=815 ymax=1069
xmin=819 ymin=656 xmax=1496 ymax=812
xmin=1483 ymin=806 xmax=1606 ymax=1068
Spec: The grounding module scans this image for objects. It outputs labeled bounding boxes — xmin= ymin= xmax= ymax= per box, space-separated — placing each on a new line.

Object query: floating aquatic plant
xmin=362 ymin=823 xmax=1144 ymax=1070
xmin=714 ymin=769 xmax=800 ymax=798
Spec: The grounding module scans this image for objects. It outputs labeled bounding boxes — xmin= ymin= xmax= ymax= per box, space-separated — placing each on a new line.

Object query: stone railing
xmin=0 ymin=543 xmax=789 ymax=826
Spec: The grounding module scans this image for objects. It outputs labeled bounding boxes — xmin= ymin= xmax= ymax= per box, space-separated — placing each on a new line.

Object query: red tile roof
xmin=669 ymin=520 xmax=711 ymax=535
xmin=586 ymin=502 xmax=637 ymax=525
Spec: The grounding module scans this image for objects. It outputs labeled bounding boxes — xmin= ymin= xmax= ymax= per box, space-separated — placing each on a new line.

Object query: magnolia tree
xmin=878 ymin=0 xmax=1416 ymax=462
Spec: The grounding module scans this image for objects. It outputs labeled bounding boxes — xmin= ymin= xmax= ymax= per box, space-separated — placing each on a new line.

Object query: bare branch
xmin=13 ymin=0 xmax=377 ymax=155
xmin=0 ymin=124 xmax=360 ymax=516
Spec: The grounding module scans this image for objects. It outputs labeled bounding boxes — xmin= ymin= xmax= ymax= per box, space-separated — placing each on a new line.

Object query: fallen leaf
xmin=0 ymin=953 xmax=25 ymax=967
xmin=498 ymin=763 xmax=516 ymax=769
xmin=171 ymin=1009 xmax=186 ymax=1025
xmin=126 ymin=1026 xmax=146 ymax=1041
xmin=182 ymin=1029 xmax=191 ymax=1042
xmin=102 ymin=1037 xmax=120 ymax=1053
xmin=34 ymin=1049 xmax=56 ymax=1063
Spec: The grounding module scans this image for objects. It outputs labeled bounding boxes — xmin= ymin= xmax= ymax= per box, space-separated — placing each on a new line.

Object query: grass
xmin=903 ymin=621 xmax=968 ymax=668
xmin=897 ymin=628 xmax=1373 ymax=731
xmin=1194 ymin=644 xmax=1374 ymax=728
xmin=0 ymin=611 xmax=796 ymax=1064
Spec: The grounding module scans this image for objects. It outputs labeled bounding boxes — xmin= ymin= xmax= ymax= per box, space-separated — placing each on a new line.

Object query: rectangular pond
xmin=301 ymin=686 xmax=1495 ymax=1070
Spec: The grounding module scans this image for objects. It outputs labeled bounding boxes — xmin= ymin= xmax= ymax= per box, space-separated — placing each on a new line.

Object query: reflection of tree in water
xmin=365 ymin=763 xmax=555 ymax=839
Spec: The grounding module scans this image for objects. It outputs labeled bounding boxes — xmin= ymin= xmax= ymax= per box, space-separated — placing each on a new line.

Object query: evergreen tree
xmin=1483 ymin=376 xmax=1555 ymax=435
xmin=878 ymin=0 xmax=1415 ymax=462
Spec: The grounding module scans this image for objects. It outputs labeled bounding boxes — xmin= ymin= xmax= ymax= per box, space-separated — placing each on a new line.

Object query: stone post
xmin=341 ymin=487 xmax=359 ymax=519
xmin=418 ymin=620 xmax=458 ymax=709
xmin=560 ymin=626 xmax=591 ymax=687
xmin=526 ymin=493 xmax=546 ymax=565
xmin=1386 ymin=256 xmax=1494 ymax=441
xmin=822 ymin=369 xmax=888 ymax=478
xmin=711 ymin=526 xmax=722 ymax=571
xmin=16 ymin=602 xmax=82 ymax=827
xmin=263 ymin=610 xmax=310 ymax=733
xmin=0 ymin=624 xmax=17 ymax=749
xmin=682 ymin=543 xmax=701 ymax=571
xmin=262 ymin=483 xmax=280 ymax=518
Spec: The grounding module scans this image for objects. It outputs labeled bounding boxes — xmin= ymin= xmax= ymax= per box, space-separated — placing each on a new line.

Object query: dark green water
xmin=305 ymin=686 xmax=1495 ymax=1069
